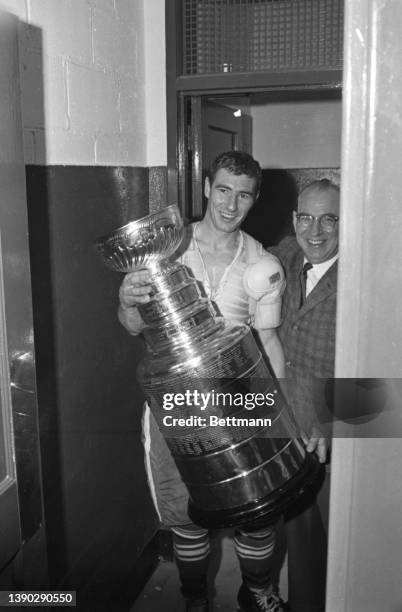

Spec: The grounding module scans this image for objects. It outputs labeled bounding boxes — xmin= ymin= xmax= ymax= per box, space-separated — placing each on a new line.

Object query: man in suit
xmin=273 ymin=178 xmax=339 ymax=612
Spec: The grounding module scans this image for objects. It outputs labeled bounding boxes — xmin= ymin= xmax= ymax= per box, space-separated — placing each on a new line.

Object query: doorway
xmin=181 ymin=88 xmax=341 ymax=247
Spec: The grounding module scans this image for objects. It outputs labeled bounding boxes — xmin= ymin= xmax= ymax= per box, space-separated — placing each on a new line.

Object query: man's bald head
xmin=294 ymin=179 xmax=340 ymax=264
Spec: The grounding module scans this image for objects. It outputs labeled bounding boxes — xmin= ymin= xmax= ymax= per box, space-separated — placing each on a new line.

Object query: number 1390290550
xmin=0 ymin=591 xmax=76 ymax=607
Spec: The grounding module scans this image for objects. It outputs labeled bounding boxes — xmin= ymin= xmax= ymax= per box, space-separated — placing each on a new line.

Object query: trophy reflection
xmin=95 ymin=205 xmax=318 ymax=529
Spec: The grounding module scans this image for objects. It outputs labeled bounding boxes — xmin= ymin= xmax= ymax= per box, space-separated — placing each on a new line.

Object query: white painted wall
xmin=251 ymin=100 xmax=342 ymax=169
xmin=144 ymin=0 xmax=166 ymax=167
xmin=0 ymin=0 xmax=167 ymax=166
xmin=327 ymin=1 xmax=402 ymax=610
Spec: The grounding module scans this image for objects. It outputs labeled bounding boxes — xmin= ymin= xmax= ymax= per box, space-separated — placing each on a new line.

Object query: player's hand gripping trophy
xmin=95 ymin=205 xmax=318 ymax=529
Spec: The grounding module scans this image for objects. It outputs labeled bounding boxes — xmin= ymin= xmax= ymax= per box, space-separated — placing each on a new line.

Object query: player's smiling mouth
xmin=307 ymin=239 xmax=325 ymax=246
xmin=220 ymin=211 xmax=237 ymax=220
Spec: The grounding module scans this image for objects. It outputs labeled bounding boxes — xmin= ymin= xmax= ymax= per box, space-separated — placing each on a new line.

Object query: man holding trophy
xmin=119 ymin=152 xmax=290 ymax=612
xmin=116 ymin=152 xmax=327 ymax=612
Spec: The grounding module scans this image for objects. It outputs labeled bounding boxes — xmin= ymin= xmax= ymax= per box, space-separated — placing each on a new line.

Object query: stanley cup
xmin=95 ymin=205 xmax=318 ymax=528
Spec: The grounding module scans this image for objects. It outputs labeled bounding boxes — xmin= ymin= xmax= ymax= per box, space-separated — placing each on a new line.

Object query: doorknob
xmin=10 ymin=350 xmax=36 ymax=394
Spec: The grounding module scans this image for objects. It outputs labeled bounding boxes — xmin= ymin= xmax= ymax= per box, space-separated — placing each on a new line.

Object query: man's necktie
xmin=300 ymin=262 xmax=313 ymax=307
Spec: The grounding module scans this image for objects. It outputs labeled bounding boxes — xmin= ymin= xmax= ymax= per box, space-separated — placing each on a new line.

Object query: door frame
xmin=0 ymin=11 xmax=47 ymax=582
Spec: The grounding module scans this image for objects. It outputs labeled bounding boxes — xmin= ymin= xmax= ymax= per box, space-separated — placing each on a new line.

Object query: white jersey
xmin=177 ymin=224 xmax=278 ymax=325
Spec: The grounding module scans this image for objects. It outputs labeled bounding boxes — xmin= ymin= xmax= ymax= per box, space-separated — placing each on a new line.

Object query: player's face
xmin=293 ymin=186 xmax=340 ymax=264
xmin=204 ymin=169 xmax=258 ymax=233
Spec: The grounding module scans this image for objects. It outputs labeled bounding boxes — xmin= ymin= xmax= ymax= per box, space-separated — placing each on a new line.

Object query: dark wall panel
xmin=26 ymin=165 xmax=159 ymax=609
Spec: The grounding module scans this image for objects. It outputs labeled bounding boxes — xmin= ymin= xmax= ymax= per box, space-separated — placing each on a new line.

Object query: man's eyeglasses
xmin=295 ymin=213 xmax=339 ymax=232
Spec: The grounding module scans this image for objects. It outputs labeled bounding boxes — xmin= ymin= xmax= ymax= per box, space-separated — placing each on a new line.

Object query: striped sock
xmin=172 ymin=524 xmax=210 ymax=599
xmin=234 ymin=527 xmax=276 ymax=591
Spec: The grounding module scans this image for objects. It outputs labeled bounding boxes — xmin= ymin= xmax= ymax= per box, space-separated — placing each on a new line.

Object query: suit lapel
xmin=299 ymin=260 xmax=338 ymax=316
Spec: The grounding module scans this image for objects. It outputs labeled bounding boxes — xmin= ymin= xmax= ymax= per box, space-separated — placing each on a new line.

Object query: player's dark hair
xmin=209 ymin=151 xmax=262 ymax=192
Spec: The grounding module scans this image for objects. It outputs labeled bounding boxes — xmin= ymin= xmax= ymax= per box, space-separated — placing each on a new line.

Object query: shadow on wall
xmin=241 ymin=168 xmax=341 ymax=247
xmin=242 ymin=169 xmax=298 ymax=247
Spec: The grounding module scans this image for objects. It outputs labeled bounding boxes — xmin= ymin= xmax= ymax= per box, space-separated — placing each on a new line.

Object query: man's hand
xmin=301 ymin=430 xmax=328 ymax=464
xmin=119 ymin=269 xmax=152 ymax=308
xmin=118 ymin=269 xmax=152 ymax=335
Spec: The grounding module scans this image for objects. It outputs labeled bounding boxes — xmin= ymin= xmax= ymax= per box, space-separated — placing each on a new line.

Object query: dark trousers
xmin=284 ymin=465 xmax=329 ymax=612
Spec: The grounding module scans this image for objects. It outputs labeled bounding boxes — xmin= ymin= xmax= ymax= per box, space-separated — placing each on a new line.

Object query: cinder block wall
xmin=2 ymin=0 xmax=165 ymax=166
xmin=1 ymin=1 xmax=167 ymax=607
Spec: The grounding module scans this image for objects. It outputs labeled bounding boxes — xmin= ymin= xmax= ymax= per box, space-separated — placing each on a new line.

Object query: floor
xmin=130 ymin=526 xmax=288 ymax=612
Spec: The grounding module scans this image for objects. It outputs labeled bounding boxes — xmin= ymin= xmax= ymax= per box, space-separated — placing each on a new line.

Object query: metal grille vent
xmin=184 ymin=0 xmax=344 ymax=75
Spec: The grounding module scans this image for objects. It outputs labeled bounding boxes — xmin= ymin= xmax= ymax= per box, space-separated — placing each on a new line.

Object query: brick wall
xmin=1 ymin=0 xmax=166 ymax=166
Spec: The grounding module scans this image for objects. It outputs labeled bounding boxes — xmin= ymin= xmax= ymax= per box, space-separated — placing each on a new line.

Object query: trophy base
xmin=187 ymin=452 xmax=321 ymax=530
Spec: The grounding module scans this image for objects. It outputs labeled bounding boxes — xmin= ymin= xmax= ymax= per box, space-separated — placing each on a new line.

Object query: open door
xmin=0 ymin=11 xmax=45 ymax=581
xmin=189 ymin=98 xmax=252 ymax=218
xmin=0 ymin=268 xmax=21 ymax=570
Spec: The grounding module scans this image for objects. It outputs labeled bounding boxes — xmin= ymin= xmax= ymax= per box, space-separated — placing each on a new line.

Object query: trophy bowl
xmin=94 ymin=204 xmax=184 ymax=272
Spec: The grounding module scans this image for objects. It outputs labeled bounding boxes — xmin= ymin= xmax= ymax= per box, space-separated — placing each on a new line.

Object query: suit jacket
xmin=270 ymin=236 xmax=337 ymax=434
